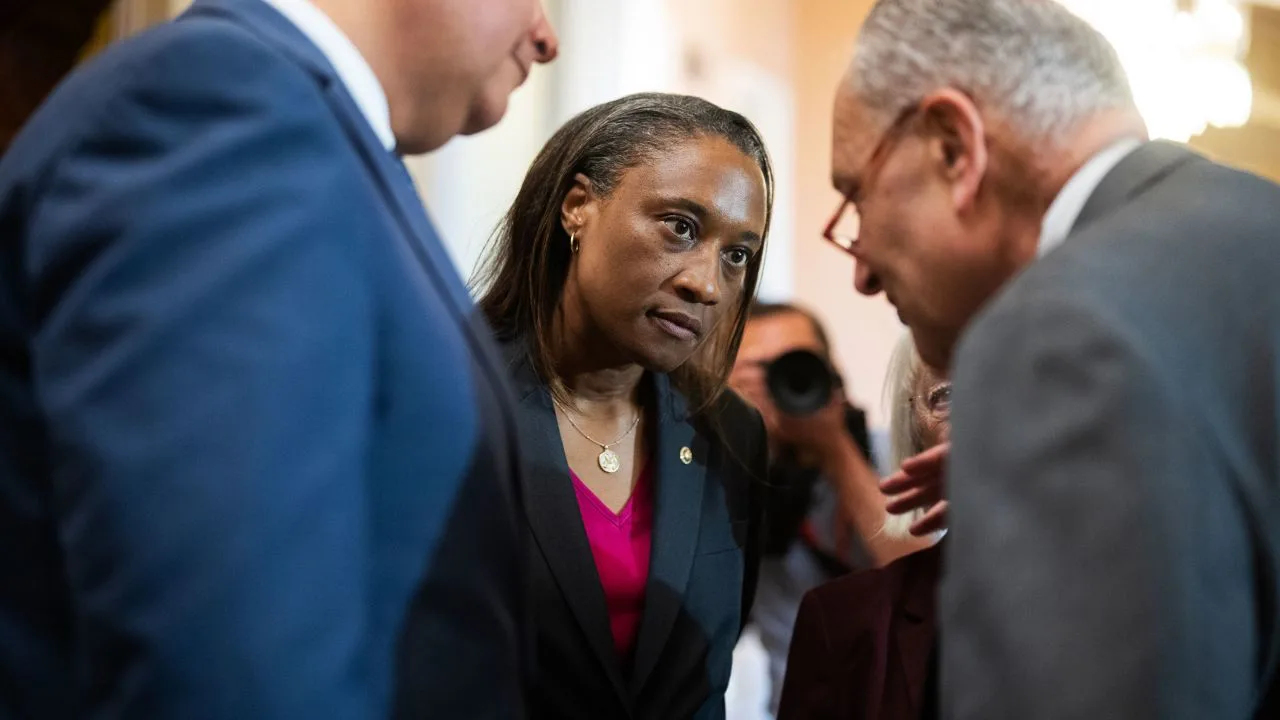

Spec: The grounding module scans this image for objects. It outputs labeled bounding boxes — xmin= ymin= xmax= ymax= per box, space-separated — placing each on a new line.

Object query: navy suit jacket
xmin=0 ymin=1 xmax=528 ymax=717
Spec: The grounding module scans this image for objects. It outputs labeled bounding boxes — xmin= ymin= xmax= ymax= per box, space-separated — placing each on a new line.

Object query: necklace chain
xmin=554 ymin=400 xmax=641 ymax=450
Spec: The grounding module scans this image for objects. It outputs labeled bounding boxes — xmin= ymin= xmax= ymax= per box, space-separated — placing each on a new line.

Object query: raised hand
xmin=881 ymin=442 xmax=950 ymax=536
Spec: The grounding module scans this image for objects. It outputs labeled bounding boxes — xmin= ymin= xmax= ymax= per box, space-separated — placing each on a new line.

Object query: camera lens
xmin=765 ymin=349 xmax=836 ymax=416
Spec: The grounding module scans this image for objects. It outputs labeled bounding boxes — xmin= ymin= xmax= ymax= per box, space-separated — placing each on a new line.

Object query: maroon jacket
xmin=777 ymin=543 xmax=941 ymax=720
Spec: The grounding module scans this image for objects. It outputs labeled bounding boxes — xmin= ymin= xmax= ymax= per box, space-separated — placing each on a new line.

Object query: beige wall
xmin=678 ymin=0 xmax=793 ymax=76
xmin=789 ymin=0 xmax=901 ymax=426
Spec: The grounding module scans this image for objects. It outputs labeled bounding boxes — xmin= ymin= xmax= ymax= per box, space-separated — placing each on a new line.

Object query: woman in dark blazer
xmin=778 ymin=335 xmax=951 ymax=720
xmin=473 ymin=92 xmax=774 ymax=719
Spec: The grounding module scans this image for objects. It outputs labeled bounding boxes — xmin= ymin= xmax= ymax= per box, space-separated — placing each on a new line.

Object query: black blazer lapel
xmin=629 ymin=374 xmax=707 ymax=697
xmin=505 ymin=350 xmax=630 ymax=703
xmin=1072 ymin=140 xmax=1199 ymax=237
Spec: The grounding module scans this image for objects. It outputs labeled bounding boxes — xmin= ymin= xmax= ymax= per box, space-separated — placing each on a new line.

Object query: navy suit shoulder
xmin=2 ymin=4 xmax=329 ymax=182
xmin=0 ymin=1 xmax=529 ymax=718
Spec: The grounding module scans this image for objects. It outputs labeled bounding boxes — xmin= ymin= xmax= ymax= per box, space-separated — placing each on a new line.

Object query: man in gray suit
xmin=826 ymin=0 xmax=1280 ymax=716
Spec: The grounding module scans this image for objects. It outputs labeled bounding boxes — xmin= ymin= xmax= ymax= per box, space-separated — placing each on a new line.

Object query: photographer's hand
xmin=811 ymin=420 xmax=944 ymax=565
xmin=773 ymin=400 xmax=912 ymax=566
xmin=746 ymin=385 xmax=939 ymax=566
xmin=765 ymin=393 xmax=850 ymax=467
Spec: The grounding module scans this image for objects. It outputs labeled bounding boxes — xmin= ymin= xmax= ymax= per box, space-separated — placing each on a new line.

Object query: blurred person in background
xmin=729 ymin=302 xmax=936 ymax=717
xmin=474 ymin=92 xmax=773 ymax=720
xmin=0 ymin=0 xmax=556 ymax=717
xmin=776 ymin=334 xmax=948 ymax=720
xmin=0 ymin=0 xmax=114 ymax=152
xmin=832 ymin=0 xmax=1280 ymax=716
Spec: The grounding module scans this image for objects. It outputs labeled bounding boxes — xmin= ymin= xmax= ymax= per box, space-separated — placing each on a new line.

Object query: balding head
xmin=846 ymin=0 xmax=1137 ymax=148
xmin=828 ymin=0 xmax=1148 ymax=370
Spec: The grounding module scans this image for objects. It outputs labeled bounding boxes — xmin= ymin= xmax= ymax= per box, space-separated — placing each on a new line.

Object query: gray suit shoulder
xmin=964 ymin=153 xmax=1280 ymax=368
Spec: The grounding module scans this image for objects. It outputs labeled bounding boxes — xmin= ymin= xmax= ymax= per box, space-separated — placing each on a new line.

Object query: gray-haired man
xmin=830 ymin=0 xmax=1280 ymax=717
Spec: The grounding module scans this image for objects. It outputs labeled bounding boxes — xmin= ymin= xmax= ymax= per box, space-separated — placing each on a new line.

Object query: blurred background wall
xmin=23 ymin=0 xmax=1280 ymax=429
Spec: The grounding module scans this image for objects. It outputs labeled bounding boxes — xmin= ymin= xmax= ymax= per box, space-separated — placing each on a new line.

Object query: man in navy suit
xmin=0 ymin=0 xmax=556 ymax=717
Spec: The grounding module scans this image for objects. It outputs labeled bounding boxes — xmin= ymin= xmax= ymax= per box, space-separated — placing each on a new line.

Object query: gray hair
xmin=884 ymin=332 xmax=925 ymax=471
xmin=879 ymin=332 xmax=928 ymax=541
xmin=850 ymin=0 xmax=1137 ymax=144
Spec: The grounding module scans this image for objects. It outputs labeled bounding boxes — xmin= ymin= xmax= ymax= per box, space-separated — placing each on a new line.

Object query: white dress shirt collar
xmin=260 ymin=0 xmax=396 ymax=152
xmin=1037 ymin=137 xmax=1143 ymax=257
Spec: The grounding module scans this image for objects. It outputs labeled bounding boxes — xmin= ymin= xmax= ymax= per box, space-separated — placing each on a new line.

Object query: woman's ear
xmin=560 ymin=172 xmax=595 ymax=235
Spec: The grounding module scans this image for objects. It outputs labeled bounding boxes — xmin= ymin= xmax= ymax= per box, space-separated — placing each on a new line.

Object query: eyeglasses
xmin=909 ymin=381 xmax=952 ymax=419
xmin=823 ymin=102 xmax=922 ymax=256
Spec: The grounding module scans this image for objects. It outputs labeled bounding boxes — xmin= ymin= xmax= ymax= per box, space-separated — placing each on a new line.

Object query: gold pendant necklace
xmin=554 ymin=400 xmax=642 ymax=474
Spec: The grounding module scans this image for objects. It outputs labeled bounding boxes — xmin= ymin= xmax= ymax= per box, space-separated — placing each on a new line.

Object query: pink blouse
xmin=571 ymin=463 xmax=654 ymax=661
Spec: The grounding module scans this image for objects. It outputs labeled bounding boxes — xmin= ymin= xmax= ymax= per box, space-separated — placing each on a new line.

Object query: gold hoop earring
xmin=569 ymin=232 xmax=580 ymax=254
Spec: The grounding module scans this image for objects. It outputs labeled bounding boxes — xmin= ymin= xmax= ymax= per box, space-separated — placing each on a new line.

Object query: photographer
xmin=729 ymin=302 xmax=903 ymax=716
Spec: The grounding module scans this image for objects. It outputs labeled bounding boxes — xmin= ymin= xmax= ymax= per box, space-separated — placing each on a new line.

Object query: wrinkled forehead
xmin=830 ymin=82 xmax=885 ymax=192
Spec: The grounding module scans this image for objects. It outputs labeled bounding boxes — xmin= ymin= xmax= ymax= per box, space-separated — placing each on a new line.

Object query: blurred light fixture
xmin=1058 ymin=0 xmax=1254 ymax=142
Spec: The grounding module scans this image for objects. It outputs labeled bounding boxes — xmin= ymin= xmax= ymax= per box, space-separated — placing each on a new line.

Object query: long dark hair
xmin=472 ymin=92 xmax=775 ymax=413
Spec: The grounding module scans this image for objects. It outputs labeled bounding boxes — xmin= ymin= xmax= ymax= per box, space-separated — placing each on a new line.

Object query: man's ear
xmin=560 ymin=172 xmax=596 ymax=234
xmin=919 ymin=88 xmax=987 ymax=212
